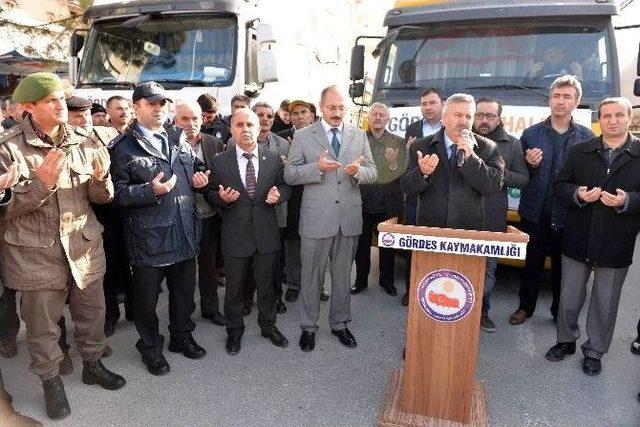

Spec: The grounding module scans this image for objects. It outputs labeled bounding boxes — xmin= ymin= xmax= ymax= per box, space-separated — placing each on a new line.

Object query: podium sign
xmin=377 ymin=219 xmax=528 ymax=426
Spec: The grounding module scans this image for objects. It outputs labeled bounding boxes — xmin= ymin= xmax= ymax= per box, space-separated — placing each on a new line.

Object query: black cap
xmin=66 ymin=96 xmax=92 ymax=111
xmin=91 ymin=102 xmax=107 ymax=115
xmin=132 ymin=81 xmax=173 ymax=103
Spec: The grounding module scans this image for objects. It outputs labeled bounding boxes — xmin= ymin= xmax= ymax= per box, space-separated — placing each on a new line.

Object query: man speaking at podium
xmin=402 ymin=93 xmax=504 ymax=231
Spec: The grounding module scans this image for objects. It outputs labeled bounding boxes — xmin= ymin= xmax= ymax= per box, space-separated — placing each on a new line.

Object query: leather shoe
xmin=631 ymin=338 xmax=640 ymax=355
xmin=509 ymin=308 xmax=529 ymax=325
xmin=299 ymin=331 xmax=315 ymax=352
xmin=168 ymin=336 xmax=206 ymax=359
xmin=203 ymin=312 xmax=226 ymax=326
xmin=59 ymin=351 xmax=73 ymax=376
xmin=276 ymin=299 xmax=287 ymax=314
xmin=400 ymin=293 xmax=409 ymax=306
xmin=226 ymin=335 xmax=242 ymax=355
xmin=320 ymin=290 xmax=330 ymax=301
xmin=380 ymin=284 xmax=397 ymax=296
xmin=285 ymin=288 xmax=299 ymax=302
xmin=350 ymin=283 xmax=367 ymax=294
xmin=0 ymin=340 xmax=17 ymax=358
xmin=331 ymin=328 xmax=357 ymax=348
xmin=142 ymin=354 xmax=170 ymax=376
xmin=262 ymin=327 xmax=289 ymax=348
xmin=545 ymin=342 xmax=576 ymax=362
xmin=582 ymin=356 xmax=602 ymax=376
xmin=104 ymin=321 xmax=116 ymax=338
xmin=82 ymin=360 xmax=126 ymax=390
xmin=42 ymin=375 xmax=70 ymax=420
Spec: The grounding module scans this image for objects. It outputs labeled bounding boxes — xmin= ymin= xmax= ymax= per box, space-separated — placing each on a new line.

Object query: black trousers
xmin=0 ymin=287 xmax=69 ymax=350
xmin=103 ymin=235 xmax=134 ymax=325
xmin=199 ymin=216 xmax=222 ymax=316
xmin=355 ymin=211 xmax=396 ymax=288
xmin=224 ymin=252 xmax=277 ymax=336
xmin=519 ymin=212 xmax=564 ymax=317
xmin=131 ymin=258 xmax=197 ymax=357
xmin=242 ymin=231 xmax=285 ymax=304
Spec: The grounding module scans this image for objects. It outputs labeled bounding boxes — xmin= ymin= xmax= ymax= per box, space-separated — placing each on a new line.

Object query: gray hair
xmin=251 ymin=102 xmax=273 ymax=114
xmin=231 ymin=107 xmax=259 ymax=125
xmin=598 ymin=97 xmax=633 ymax=118
xmin=174 ymin=99 xmax=202 ymax=116
xmin=369 ymin=102 xmax=389 ymax=115
xmin=442 ymin=93 xmax=475 ymax=115
xmin=549 ymin=75 xmax=583 ymax=100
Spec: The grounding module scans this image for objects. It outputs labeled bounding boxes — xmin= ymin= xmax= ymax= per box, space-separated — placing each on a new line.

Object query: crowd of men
xmin=0 ymin=71 xmax=639 ymax=425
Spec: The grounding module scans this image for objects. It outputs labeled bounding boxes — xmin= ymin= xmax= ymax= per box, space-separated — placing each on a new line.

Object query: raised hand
xmin=406 ymin=136 xmax=417 ymax=148
xmin=576 ymin=186 xmax=602 ymax=203
xmin=192 ymin=170 xmax=210 ymax=189
xmin=151 ymin=172 xmax=177 ymax=195
xmin=385 ymin=147 xmax=399 ymax=166
xmin=0 ymin=164 xmax=20 ymax=191
xmin=417 ymin=150 xmax=439 ymax=176
xmin=345 ymin=155 xmax=365 ymax=176
xmin=35 ymin=148 xmax=67 ymax=189
xmin=600 ymin=188 xmax=626 ymax=208
xmin=318 ymin=150 xmax=341 ymax=172
xmin=92 ymin=146 xmax=111 ymax=180
xmin=265 ymin=186 xmax=280 ymax=204
xmin=218 ymin=184 xmax=240 ymax=203
xmin=525 ymin=148 xmax=543 ymax=168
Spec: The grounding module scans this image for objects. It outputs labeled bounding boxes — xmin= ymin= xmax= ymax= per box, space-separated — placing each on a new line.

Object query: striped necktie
xmin=243 ymin=152 xmax=256 ymax=198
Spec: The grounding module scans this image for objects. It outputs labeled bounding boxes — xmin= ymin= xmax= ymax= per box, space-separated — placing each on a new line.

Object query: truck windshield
xmin=78 ymin=15 xmax=236 ymax=88
xmin=377 ymin=22 xmax=614 ymax=103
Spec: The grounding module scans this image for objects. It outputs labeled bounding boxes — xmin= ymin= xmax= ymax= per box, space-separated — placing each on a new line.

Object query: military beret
xmin=66 ymin=96 xmax=92 ymax=111
xmin=91 ymin=103 xmax=107 ymax=115
xmin=12 ymin=72 xmax=64 ymax=103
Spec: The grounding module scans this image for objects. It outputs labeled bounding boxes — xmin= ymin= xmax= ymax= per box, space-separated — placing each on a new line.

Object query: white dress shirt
xmin=321 ymin=118 xmax=344 ymax=146
xmin=235 ymin=144 xmax=260 ymax=187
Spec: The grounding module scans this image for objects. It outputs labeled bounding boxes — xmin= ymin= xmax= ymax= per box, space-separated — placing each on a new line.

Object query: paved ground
xmin=2 ymin=247 xmax=640 ymax=426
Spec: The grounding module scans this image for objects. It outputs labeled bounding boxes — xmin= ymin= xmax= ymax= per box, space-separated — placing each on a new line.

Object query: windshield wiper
xmin=466 ymin=84 xmax=549 ymax=99
xmin=154 ymin=79 xmax=210 ymax=87
xmin=78 ymin=81 xmax=136 ymax=89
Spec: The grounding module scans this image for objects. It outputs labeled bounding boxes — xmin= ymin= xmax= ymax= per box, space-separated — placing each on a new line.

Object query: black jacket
xmin=402 ymin=128 xmax=504 ymax=230
xmin=110 ymin=122 xmax=204 ymax=267
xmin=555 ymin=134 xmax=640 ymax=268
xmin=205 ymin=146 xmax=290 ymax=257
xmin=201 ymin=116 xmax=231 ymax=143
xmin=480 ymin=125 xmax=529 ymax=232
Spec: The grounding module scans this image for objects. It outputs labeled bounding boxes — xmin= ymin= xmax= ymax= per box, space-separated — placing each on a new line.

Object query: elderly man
xmin=205 ymin=107 xmax=290 ymax=355
xmin=351 ymin=102 xmax=405 ymax=297
xmin=278 ymin=100 xmax=315 ymax=302
xmin=546 ymin=97 xmax=640 ymax=376
xmin=110 ymin=82 xmax=210 ymax=376
xmin=174 ymin=99 xmax=226 ymax=326
xmin=0 ymin=72 xmax=125 ymax=420
xmin=510 ymin=75 xmax=594 ymax=325
xmin=285 ymin=85 xmax=377 ymax=352
xmin=106 ymin=95 xmax=132 ymax=134
xmin=472 ymin=97 xmax=529 ymax=332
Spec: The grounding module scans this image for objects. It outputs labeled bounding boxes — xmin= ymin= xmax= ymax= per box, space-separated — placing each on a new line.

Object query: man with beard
xmin=106 ymin=95 xmax=132 ymax=134
xmin=351 ymin=102 xmax=405 ymax=297
xmin=174 ymin=100 xmax=226 ymax=326
xmin=204 ymin=107 xmax=290 ymax=355
xmin=110 ymin=82 xmax=210 ymax=375
xmin=472 ymin=97 xmax=529 ymax=332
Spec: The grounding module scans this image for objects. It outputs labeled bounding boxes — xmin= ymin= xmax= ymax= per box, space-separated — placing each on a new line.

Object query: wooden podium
xmin=376 ymin=219 xmax=528 ymax=426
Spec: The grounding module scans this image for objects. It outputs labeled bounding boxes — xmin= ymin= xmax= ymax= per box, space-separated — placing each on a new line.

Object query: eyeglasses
xmin=474 ymin=113 xmax=498 ymax=121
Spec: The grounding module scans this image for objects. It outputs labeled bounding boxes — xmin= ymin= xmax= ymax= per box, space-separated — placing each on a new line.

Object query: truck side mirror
xmin=257 ymin=24 xmax=276 ymax=45
xmin=350 ymin=45 xmax=365 ymax=81
xmin=257 ymin=50 xmax=278 ymax=83
xmin=70 ymin=32 xmax=85 ymax=57
xmin=349 ymin=82 xmax=365 ymax=98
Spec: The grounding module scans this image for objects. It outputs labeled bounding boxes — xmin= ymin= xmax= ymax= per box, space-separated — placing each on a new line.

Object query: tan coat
xmin=0 ymin=117 xmax=114 ymax=291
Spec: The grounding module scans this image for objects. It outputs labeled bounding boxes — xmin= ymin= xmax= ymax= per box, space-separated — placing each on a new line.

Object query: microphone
xmin=457 ymin=129 xmax=475 ymax=167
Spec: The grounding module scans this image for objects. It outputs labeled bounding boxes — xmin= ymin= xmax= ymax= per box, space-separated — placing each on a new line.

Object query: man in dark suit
xmin=205 ymin=107 xmax=290 ymax=355
xmin=174 ymin=100 xmax=226 ymax=326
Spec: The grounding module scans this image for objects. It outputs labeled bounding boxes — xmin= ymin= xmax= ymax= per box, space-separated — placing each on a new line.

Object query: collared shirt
xmin=422 ymin=119 xmax=442 ymax=138
xmin=235 ymin=144 xmax=260 ymax=187
xmin=321 ymin=118 xmax=343 ymax=146
xmin=601 ymin=138 xmax=629 ymax=167
xmin=29 ymin=116 xmax=66 ymax=146
xmin=190 ymin=135 xmax=204 ymax=161
xmin=443 ymin=133 xmax=456 ymax=159
xmin=137 ymin=123 xmax=168 ymax=156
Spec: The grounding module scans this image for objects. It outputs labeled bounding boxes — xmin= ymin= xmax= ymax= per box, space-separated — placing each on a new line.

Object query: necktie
xmin=330 ymin=128 xmax=340 ymax=157
xmin=155 ymin=133 xmax=170 ymax=160
xmin=449 ymin=144 xmax=457 ymax=168
xmin=243 ymin=152 xmax=256 ymax=198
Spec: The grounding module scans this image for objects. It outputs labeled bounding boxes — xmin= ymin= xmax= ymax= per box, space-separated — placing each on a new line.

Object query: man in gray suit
xmin=285 ymin=86 xmax=377 ymax=352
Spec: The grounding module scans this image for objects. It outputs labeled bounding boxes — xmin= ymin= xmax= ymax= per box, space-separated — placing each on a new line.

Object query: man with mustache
xmin=351 ymin=102 xmax=405 ymax=297
xmin=510 ymin=75 xmax=594 ymax=326
xmin=110 ymin=82 xmax=210 ymax=376
xmin=472 ymin=97 xmax=529 ymax=332
xmin=205 ymin=108 xmax=290 ymax=355
xmin=174 ymin=100 xmax=226 ymax=327
xmin=546 ymin=97 xmax=640 ymax=376
xmin=0 ymin=72 xmax=125 ymax=420
xmin=106 ymin=95 xmax=132 ymax=134
xmin=285 ymin=85 xmax=377 ymax=352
